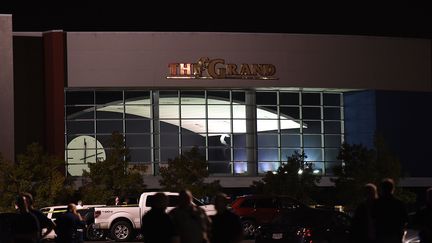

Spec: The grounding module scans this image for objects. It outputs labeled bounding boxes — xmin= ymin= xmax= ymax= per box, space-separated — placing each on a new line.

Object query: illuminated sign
xmin=167 ymin=57 xmax=278 ymax=80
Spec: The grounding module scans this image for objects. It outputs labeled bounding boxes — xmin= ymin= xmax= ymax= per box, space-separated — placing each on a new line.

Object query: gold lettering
xmin=251 ymin=64 xmax=264 ymax=76
xmin=226 ymin=64 xmax=238 ymax=76
xmin=208 ymin=59 xmax=226 ymax=78
xmin=239 ymin=64 xmax=252 ymax=76
xmin=168 ymin=63 xmax=179 ymax=76
xmin=264 ymin=64 xmax=276 ymax=76
xmin=179 ymin=63 xmax=192 ymax=75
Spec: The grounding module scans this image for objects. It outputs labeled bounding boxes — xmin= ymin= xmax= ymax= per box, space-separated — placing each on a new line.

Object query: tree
xmin=332 ymin=135 xmax=415 ymax=210
xmin=159 ymin=146 xmax=221 ymax=198
xmin=81 ymin=132 xmax=146 ymax=204
xmin=251 ymin=151 xmax=321 ymax=204
xmin=0 ymin=143 xmax=73 ymax=212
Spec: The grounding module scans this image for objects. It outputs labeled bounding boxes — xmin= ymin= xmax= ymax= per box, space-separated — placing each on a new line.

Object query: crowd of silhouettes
xmin=352 ymin=178 xmax=432 ymax=243
xmin=141 ymin=189 xmax=243 ymax=243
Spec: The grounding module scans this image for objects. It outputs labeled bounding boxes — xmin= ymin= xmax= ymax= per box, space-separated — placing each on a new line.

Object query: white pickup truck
xmin=93 ymin=191 xmax=216 ymax=241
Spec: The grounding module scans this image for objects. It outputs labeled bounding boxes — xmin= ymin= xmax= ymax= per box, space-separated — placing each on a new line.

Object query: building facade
xmin=1 ymin=15 xmax=431 ymax=188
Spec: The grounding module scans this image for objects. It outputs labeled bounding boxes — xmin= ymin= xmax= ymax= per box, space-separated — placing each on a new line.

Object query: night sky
xmin=1 ymin=3 xmax=431 ymax=39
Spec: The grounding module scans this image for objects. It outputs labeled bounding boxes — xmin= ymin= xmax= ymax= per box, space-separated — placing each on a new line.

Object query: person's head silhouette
xmin=380 ymin=178 xmax=395 ymax=198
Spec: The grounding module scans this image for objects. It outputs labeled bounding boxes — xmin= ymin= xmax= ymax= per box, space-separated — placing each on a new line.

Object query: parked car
xmin=93 ymin=191 xmax=216 ymax=242
xmin=40 ymin=204 xmax=105 ymax=241
xmin=255 ymin=209 xmax=352 ymax=243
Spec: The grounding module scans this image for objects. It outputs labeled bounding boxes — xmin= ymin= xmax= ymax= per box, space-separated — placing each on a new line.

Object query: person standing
xmin=21 ymin=192 xmax=56 ymax=241
xmin=372 ymin=178 xmax=408 ymax=243
xmin=169 ymin=189 xmax=211 ymax=243
xmin=141 ymin=192 xmax=177 ymax=243
xmin=13 ymin=195 xmax=40 ymax=243
xmin=210 ymin=193 xmax=243 ymax=243
xmin=414 ymin=187 xmax=432 ymax=243
xmin=351 ymin=183 xmax=378 ymax=243
xmin=55 ymin=203 xmax=84 ymax=243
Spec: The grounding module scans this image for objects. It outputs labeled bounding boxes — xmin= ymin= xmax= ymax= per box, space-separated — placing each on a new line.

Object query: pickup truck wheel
xmin=110 ymin=221 xmax=133 ymax=242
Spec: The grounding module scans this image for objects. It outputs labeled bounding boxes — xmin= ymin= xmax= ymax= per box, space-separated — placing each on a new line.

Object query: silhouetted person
xmin=352 ymin=183 xmax=378 ymax=243
xmin=169 ymin=189 xmax=211 ymax=243
xmin=414 ymin=187 xmax=432 ymax=243
xmin=141 ymin=192 xmax=177 ymax=243
xmin=372 ymin=178 xmax=408 ymax=243
xmin=55 ymin=203 xmax=84 ymax=243
xmin=13 ymin=195 xmax=40 ymax=243
xmin=22 ymin=192 xmax=56 ymax=241
xmin=210 ymin=193 xmax=243 ymax=243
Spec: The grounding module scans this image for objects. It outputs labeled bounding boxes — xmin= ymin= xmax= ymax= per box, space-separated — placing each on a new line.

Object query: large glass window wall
xmin=65 ymin=89 xmax=344 ymax=176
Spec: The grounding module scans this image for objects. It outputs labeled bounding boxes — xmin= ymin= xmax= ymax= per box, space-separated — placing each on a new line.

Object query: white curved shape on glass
xmin=92 ymin=97 xmax=301 ymax=135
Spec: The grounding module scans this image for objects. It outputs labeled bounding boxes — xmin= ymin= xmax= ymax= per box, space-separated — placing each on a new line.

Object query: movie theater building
xmin=1 ymin=15 xmax=431 ymax=188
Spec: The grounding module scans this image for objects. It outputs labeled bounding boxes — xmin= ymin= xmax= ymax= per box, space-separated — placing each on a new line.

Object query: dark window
xmin=96 ymin=91 xmax=123 ymax=105
xmin=207 ymin=91 xmax=230 ymax=103
xmin=302 ymin=107 xmax=321 ymax=119
xmin=324 ymin=108 xmax=341 ymax=120
xmin=66 ymin=91 xmax=94 ymax=105
xmin=323 ymin=93 xmax=341 ymax=106
xmin=280 ymin=107 xmax=300 ymax=119
xmin=232 ymin=91 xmax=245 ymax=104
xmin=280 ymin=92 xmax=299 ymax=105
xmin=302 ymin=93 xmax=321 ymax=105
xmin=256 ymin=92 xmax=277 ymax=105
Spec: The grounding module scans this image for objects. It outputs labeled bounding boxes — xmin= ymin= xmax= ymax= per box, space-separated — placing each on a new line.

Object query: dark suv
xmin=231 ymin=195 xmax=305 ymax=237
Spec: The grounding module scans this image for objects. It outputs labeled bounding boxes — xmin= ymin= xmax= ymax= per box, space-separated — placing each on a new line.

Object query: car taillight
xmin=297 ymin=227 xmax=313 ymax=242
xmin=94 ymin=210 xmax=101 ymax=218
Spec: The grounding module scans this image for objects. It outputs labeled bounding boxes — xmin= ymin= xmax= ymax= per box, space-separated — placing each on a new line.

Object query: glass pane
xmin=160 ymin=120 xmax=179 ymax=133
xmin=125 ymin=119 xmax=151 ymax=133
xmin=232 ymin=105 xmax=246 ymax=118
xmin=256 ymin=92 xmax=277 ymax=105
xmin=310 ymin=162 xmax=325 ymax=175
xmin=233 ymin=134 xmax=246 ymax=147
xmin=324 ymin=121 xmax=341 ymax=134
xmin=258 ymin=162 xmax=280 ymax=173
xmin=124 ymin=91 xmax=151 ymax=104
xmin=182 ymin=133 xmax=206 ymax=147
xmin=324 ymin=108 xmax=341 ymax=120
xmin=234 ymin=162 xmax=247 ymax=174
xmin=96 ymin=91 xmax=123 ymax=105
xmin=159 ymin=105 xmax=179 ymax=118
xmin=281 ymin=135 xmax=300 ymax=147
xmin=160 ymin=133 xmax=179 ymax=147
xmin=232 ymin=91 xmax=245 ymax=104
xmin=208 ymin=147 xmax=231 ymax=161
xmin=181 ymin=91 xmax=205 ymax=104
xmin=159 ymin=91 xmax=178 ymax=104
xmin=233 ymin=148 xmax=246 ymax=161
xmin=233 ymin=120 xmax=246 ymax=133
xmin=129 ymin=148 xmax=151 ymax=162
xmin=302 ymin=107 xmax=321 ymax=119
xmin=208 ymin=162 xmax=232 ymax=174
xmin=325 ymin=135 xmax=342 ymax=147
xmin=280 ymin=106 xmax=299 ymax=119
xmin=257 ymin=106 xmax=278 ymax=119
xmin=258 ymin=134 xmax=278 ymax=147
xmin=66 ymin=121 xmax=94 ymax=134
xmin=304 ymin=148 xmax=323 ymax=161
xmin=96 ymin=135 xmax=118 ymax=149
xmin=125 ymin=134 xmax=151 ymax=148
xmin=96 ymin=106 xmax=124 ymax=119
xmin=258 ymin=148 xmax=278 ymax=161
xmin=281 ymin=149 xmax=301 ymax=161
xmin=207 ymin=91 xmax=230 ymax=104
xmin=323 ymin=93 xmax=341 ymax=106
xmin=280 ymin=92 xmax=299 ymax=105
xmin=302 ymin=93 xmax=321 ymax=105
xmin=208 ymin=120 xmax=230 ymax=133
xmin=96 ymin=120 xmax=123 ymax=134
xmin=208 ymin=105 xmax=231 ymax=118
xmin=181 ymin=105 xmax=206 ymax=118
xmin=325 ymin=148 xmax=340 ymax=161
xmin=303 ymin=135 xmax=322 ymax=147
xmin=66 ymin=106 xmax=94 ymax=120
xmin=160 ymin=148 xmax=180 ymax=162
xmin=257 ymin=120 xmax=278 ymax=132
xmin=125 ymin=105 xmax=151 ymax=119
xmin=66 ymin=91 xmax=94 ymax=105
xmin=303 ymin=121 xmax=322 ymax=134
xmin=180 ymin=119 xmax=206 ymax=133
xmin=208 ymin=134 xmax=230 ymax=147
